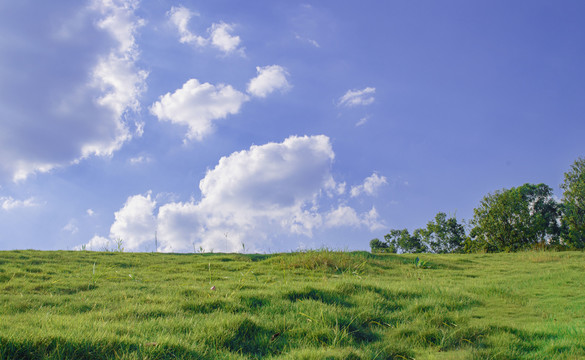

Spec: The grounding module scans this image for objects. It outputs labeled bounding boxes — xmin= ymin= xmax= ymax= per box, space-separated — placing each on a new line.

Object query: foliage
xmin=560 ymin=157 xmax=585 ymax=249
xmin=413 ymin=256 xmax=430 ymax=268
xmin=468 ymin=183 xmax=561 ymax=252
xmin=383 ymin=228 xmax=427 ymax=253
xmin=1 ymin=250 xmax=584 ymax=359
xmin=372 ymin=213 xmax=467 ymax=254
xmin=419 ymin=212 xmax=467 ymax=254
xmin=369 ymin=238 xmax=395 ymax=253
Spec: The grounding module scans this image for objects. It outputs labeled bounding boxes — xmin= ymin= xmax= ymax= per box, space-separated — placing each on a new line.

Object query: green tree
xmin=468 ymin=183 xmax=560 ymax=252
xmin=384 ymin=229 xmax=427 ymax=253
xmin=560 ymin=157 xmax=585 ymax=249
xmin=421 ymin=212 xmax=467 ymax=253
xmin=369 ymin=238 xmax=396 ymax=253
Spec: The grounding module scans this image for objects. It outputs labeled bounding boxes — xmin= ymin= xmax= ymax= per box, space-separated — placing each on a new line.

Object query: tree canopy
xmin=560 ymin=157 xmax=585 ymax=249
xmin=420 ymin=212 xmax=467 ymax=253
xmin=468 ymin=183 xmax=560 ymax=252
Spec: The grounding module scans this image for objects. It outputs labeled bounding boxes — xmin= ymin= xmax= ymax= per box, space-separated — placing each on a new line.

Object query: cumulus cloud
xmin=109 ymin=192 xmax=157 ymax=250
xmin=78 ymin=192 xmax=156 ymax=251
xmin=247 ymin=65 xmax=291 ymax=98
xmin=338 ymin=87 xmax=376 ymax=107
xmin=1 ymin=196 xmax=40 ymax=211
xmin=351 ymin=173 xmax=388 ymax=197
xmin=168 ymin=6 xmax=243 ymax=55
xmin=157 ymin=135 xmax=335 ymax=252
xmin=150 ymin=79 xmax=249 ymax=141
xmin=0 ymin=1 xmax=147 ymax=181
xmin=82 ymin=236 xmax=111 ymax=251
xmin=209 ymin=22 xmax=241 ymax=54
xmin=81 ymin=136 xmax=382 ymax=252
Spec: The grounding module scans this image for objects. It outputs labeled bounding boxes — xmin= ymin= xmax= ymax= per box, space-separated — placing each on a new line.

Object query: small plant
xmin=115 ymin=238 xmax=124 ymax=252
xmin=88 ymin=262 xmax=97 ymax=289
xmin=413 ymin=256 xmax=430 ymax=269
xmin=80 ymin=244 xmax=87 ymax=251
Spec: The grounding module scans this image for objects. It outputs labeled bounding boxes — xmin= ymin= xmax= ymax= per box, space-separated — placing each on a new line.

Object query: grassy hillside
xmin=0 ymin=250 xmax=584 ymax=359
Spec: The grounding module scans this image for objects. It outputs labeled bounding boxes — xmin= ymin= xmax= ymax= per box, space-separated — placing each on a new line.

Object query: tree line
xmin=371 ymin=157 xmax=585 ymax=253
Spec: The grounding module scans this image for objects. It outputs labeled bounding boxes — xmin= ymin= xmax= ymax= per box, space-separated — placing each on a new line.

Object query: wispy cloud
xmin=167 ymin=6 xmax=207 ymax=46
xmin=62 ymin=219 xmax=79 ymax=235
xmin=325 ymin=205 xmax=384 ymax=231
xmin=129 ymin=155 xmax=152 ymax=165
xmin=351 ymin=173 xmax=387 ymax=197
xmin=338 ymin=87 xmax=376 ymax=107
xmin=1 ymin=196 xmax=40 ymax=211
xmin=356 ymin=116 xmax=370 ymax=127
xmin=295 ymin=34 xmax=320 ymax=48
xmin=168 ymin=6 xmax=243 ymax=55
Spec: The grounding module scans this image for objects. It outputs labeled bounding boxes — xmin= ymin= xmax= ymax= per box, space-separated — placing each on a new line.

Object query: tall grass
xmin=0 ymin=250 xmax=584 ymax=359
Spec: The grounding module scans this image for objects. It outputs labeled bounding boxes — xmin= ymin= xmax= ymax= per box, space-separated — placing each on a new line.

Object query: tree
xmin=383 ymin=229 xmax=427 ymax=253
xmin=420 ymin=212 xmax=467 ymax=253
xmin=560 ymin=157 xmax=585 ymax=249
xmin=468 ymin=183 xmax=560 ymax=252
xmin=369 ymin=238 xmax=396 ymax=253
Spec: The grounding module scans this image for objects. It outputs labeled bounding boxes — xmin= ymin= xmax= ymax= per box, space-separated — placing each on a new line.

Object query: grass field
xmin=0 ymin=249 xmax=584 ymax=359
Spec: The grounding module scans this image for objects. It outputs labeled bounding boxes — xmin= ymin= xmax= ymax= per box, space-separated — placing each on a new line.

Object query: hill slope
xmin=1 ymin=250 xmax=584 ymax=359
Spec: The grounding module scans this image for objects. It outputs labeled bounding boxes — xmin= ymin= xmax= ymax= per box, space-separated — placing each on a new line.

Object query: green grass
xmin=0 ymin=249 xmax=584 ymax=359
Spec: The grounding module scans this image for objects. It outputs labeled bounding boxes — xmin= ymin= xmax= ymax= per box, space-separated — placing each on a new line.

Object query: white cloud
xmin=129 ymin=155 xmax=152 ymax=165
xmin=167 ymin=6 xmax=243 ymax=55
xmin=0 ymin=1 xmax=147 ymax=181
xmin=209 ymin=22 xmax=242 ymax=54
xmin=78 ymin=192 xmax=156 ymax=251
xmin=82 ymin=136 xmax=384 ymax=252
xmin=86 ymin=209 xmax=95 ymax=216
xmin=109 ymin=192 xmax=157 ymax=250
xmin=167 ymin=6 xmax=207 ymax=46
xmin=157 ymin=135 xmax=335 ymax=252
xmin=325 ymin=205 xmax=385 ymax=231
xmin=62 ymin=219 xmax=79 ymax=235
xmin=150 ymin=79 xmax=249 ymax=141
xmin=325 ymin=205 xmax=361 ymax=228
xmin=1 ymin=196 xmax=40 ymax=211
xmin=82 ymin=236 xmax=111 ymax=251
xmin=351 ymin=173 xmax=388 ymax=197
xmin=356 ymin=116 xmax=369 ymax=127
xmin=338 ymin=87 xmax=376 ymax=107
xmin=295 ymin=35 xmax=320 ymax=48
xmin=363 ymin=207 xmax=385 ymax=231
xmin=247 ymin=65 xmax=291 ymax=98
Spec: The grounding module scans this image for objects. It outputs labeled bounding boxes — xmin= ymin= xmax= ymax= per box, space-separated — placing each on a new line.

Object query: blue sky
xmin=1 ymin=1 xmax=584 ymax=252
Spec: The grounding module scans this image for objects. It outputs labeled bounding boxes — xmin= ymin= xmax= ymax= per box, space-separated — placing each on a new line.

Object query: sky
xmin=0 ymin=1 xmax=584 ymax=253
